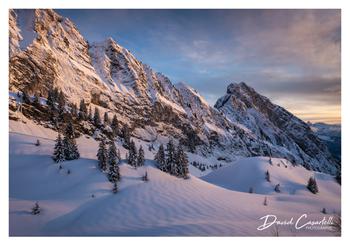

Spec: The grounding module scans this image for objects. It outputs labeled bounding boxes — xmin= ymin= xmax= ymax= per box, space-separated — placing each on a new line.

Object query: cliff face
xmin=9 ymin=9 xmax=339 ymax=174
xmin=215 ymin=82 xmax=339 ymax=174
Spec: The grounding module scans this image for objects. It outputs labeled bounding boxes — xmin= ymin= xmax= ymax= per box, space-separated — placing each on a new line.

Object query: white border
xmin=1 ymin=0 xmax=348 ymax=245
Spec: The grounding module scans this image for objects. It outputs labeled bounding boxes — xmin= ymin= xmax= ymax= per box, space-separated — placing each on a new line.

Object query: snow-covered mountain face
xmin=309 ymin=122 xmax=341 ymax=161
xmin=9 ymin=9 xmax=339 ymax=175
xmin=214 ymin=82 xmax=339 ymax=174
xmin=9 ymin=9 xmax=108 ymax=104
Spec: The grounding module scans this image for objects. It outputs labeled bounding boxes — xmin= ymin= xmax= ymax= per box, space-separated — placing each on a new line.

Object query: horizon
xmin=55 ymin=9 xmax=341 ymax=124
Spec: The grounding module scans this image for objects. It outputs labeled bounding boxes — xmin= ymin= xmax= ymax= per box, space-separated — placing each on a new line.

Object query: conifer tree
xmin=155 ymin=144 xmax=166 ymax=172
xmin=97 ymin=139 xmax=107 ymax=171
xmin=110 ymin=115 xmax=119 ymax=137
xmin=274 ymin=183 xmax=281 ymax=193
xmin=93 ymin=107 xmax=101 ymax=127
xmin=108 ymin=141 xmax=120 ymax=182
xmin=79 ymin=99 xmax=88 ymax=120
xmin=88 ymin=106 xmax=92 ymax=121
xmin=307 ymin=177 xmax=319 ymax=194
xmin=71 ymin=103 xmax=78 ymax=118
xmin=128 ymin=140 xmax=137 ymax=168
xmin=142 ymin=171 xmax=149 ymax=182
xmin=122 ymin=125 xmax=131 ymax=148
xmin=31 ymin=202 xmax=40 ymax=215
xmin=62 ymin=122 xmax=80 ymax=160
xmin=265 ymin=170 xmax=270 ymax=182
xmin=175 ymin=145 xmax=189 ymax=178
xmin=137 ymin=145 xmax=145 ymax=167
xmin=47 ymin=90 xmax=55 ymax=111
xmin=165 ymin=140 xmax=175 ymax=173
xmin=263 ymin=197 xmax=268 ymax=206
xmin=104 ymin=112 xmax=109 ymax=125
xmin=53 ymin=133 xmax=65 ymax=162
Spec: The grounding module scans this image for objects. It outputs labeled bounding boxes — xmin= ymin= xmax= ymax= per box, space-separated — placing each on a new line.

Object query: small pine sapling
xmin=265 ymin=170 xmax=270 ymax=182
xmin=307 ymin=177 xmax=319 ymax=194
xmin=31 ymin=202 xmax=40 ymax=215
xmin=263 ymin=197 xmax=268 ymax=206
xmin=142 ymin=171 xmax=149 ymax=182
xmin=274 ymin=184 xmax=281 ymax=193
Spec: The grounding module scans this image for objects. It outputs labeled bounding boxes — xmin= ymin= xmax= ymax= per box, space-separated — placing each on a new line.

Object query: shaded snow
xmin=9 ymin=120 xmax=341 ymax=236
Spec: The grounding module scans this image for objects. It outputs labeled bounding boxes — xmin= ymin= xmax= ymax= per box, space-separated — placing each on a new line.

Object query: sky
xmin=57 ymin=9 xmax=341 ymax=124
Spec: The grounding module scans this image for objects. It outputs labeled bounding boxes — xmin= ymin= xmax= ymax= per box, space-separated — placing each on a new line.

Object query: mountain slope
xmin=214 ymin=82 xmax=339 ymax=174
xmin=9 ymin=9 xmax=339 ymax=175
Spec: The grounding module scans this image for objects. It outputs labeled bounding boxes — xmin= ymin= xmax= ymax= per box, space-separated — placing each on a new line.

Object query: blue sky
xmin=57 ymin=9 xmax=341 ymax=123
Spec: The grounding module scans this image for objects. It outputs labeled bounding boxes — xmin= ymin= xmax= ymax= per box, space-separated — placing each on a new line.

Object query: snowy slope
xmin=202 ymin=157 xmax=340 ymax=197
xmin=9 ymin=120 xmax=340 ymax=236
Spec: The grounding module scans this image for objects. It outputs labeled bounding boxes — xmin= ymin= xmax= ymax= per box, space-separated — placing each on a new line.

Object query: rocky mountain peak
xmin=9 ymin=9 xmax=340 ymax=175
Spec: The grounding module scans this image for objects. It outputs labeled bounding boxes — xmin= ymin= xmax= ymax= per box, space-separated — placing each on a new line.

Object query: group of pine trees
xmin=52 ymin=121 xmax=80 ymax=162
xmin=97 ymin=139 xmax=121 ymax=193
xmin=154 ymin=140 xmax=189 ymax=179
xmin=127 ymin=140 xmax=145 ymax=168
xmin=78 ymin=99 xmax=119 ymax=134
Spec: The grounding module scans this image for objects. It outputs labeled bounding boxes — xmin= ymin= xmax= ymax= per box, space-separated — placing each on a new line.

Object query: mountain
xmin=214 ymin=82 xmax=339 ymax=174
xmin=309 ymin=122 xmax=341 ymax=161
xmin=9 ymin=9 xmax=339 ymax=175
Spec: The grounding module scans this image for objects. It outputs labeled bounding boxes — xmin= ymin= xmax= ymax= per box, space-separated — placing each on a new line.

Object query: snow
xmin=9 ymin=119 xmax=341 ymax=236
xmin=157 ymin=94 xmax=186 ymax=114
xmin=202 ymin=157 xmax=340 ymax=197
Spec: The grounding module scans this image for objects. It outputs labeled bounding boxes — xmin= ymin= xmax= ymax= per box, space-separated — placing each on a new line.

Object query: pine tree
xmin=35 ymin=139 xmax=40 ymax=146
xmin=104 ymin=112 xmax=109 ymax=125
xmin=65 ymin=121 xmax=76 ymax=139
xmin=137 ymin=145 xmax=145 ymax=167
xmin=57 ymin=91 xmax=65 ymax=123
xmin=63 ymin=122 xmax=80 ymax=160
xmin=78 ymin=99 xmax=88 ymax=120
xmin=165 ymin=140 xmax=175 ymax=174
xmin=274 ymin=184 xmax=281 ymax=193
xmin=53 ymin=133 xmax=65 ymax=162
xmin=31 ymin=202 xmax=40 ymax=215
xmin=175 ymin=145 xmax=189 ymax=178
xmin=93 ymin=107 xmax=101 ymax=127
xmin=88 ymin=106 xmax=92 ymax=121
xmin=108 ymin=141 xmax=120 ymax=182
xmin=47 ymin=90 xmax=55 ymax=111
xmin=265 ymin=170 xmax=270 ymax=182
xmin=128 ymin=140 xmax=137 ymax=168
xmin=307 ymin=177 xmax=319 ymax=194
xmin=155 ymin=144 xmax=166 ymax=172
xmin=97 ymin=139 xmax=107 ymax=171
xmin=142 ymin=171 xmax=149 ymax=182
xmin=71 ymin=103 xmax=78 ymax=118
xmin=110 ymin=115 xmax=119 ymax=137
xmin=263 ymin=197 xmax=268 ymax=206
xmin=122 ymin=125 xmax=131 ymax=148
